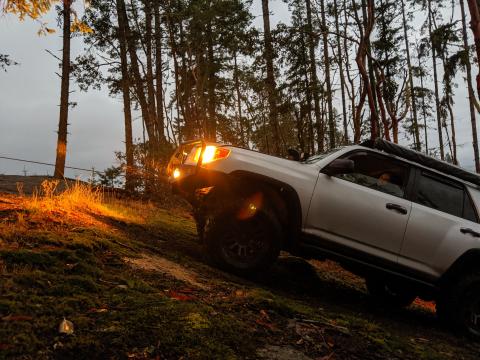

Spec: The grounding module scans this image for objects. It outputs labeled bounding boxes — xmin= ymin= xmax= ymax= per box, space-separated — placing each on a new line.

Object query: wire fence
xmin=0 ymin=155 xmax=105 ymax=179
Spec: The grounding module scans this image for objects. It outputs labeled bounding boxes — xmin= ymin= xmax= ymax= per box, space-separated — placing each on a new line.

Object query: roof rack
xmin=361 ymin=138 xmax=480 ymax=187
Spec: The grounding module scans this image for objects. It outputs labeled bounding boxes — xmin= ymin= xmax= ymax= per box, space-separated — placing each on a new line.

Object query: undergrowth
xmin=0 ymin=181 xmax=478 ymax=359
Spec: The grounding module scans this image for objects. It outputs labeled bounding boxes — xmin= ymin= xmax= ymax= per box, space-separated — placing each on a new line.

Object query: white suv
xmin=168 ymin=139 xmax=480 ymax=338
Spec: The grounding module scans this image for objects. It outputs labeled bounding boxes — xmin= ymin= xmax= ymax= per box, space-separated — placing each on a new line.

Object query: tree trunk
xmin=233 ymin=50 xmax=245 ymax=147
xmin=466 ymin=0 xmax=480 ymax=101
xmin=428 ymin=0 xmax=444 ymax=160
xmin=334 ymin=0 xmax=349 ymax=144
xmin=461 ymin=0 xmax=480 ymax=172
xmin=354 ymin=0 xmax=378 ymax=140
xmin=195 ymin=48 xmax=208 ymax=139
xmin=374 ymin=69 xmax=391 ymax=141
xmin=345 ymin=0 xmax=359 ymax=141
xmin=54 ymin=0 xmax=71 ymax=179
xmin=446 ymin=95 xmax=458 ymax=164
xmin=306 ymin=0 xmax=323 ymax=152
xmin=117 ymin=0 xmax=156 ymax=150
xmin=165 ymin=7 xmax=187 ymax=140
xmin=419 ymin=56 xmax=429 ymax=155
xmin=361 ymin=0 xmax=379 ymax=135
xmin=144 ymin=0 xmax=157 ymax=142
xmin=116 ymin=0 xmax=134 ymax=191
xmin=321 ymin=0 xmax=336 ymax=149
xmin=299 ymin=31 xmax=315 ymax=154
xmin=206 ymin=22 xmax=216 ymax=141
xmin=401 ymin=0 xmax=421 ymax=150
xmin=154 ymin=0 xmax=166 ymax=144
xmin=261 ymin=0 xmax=281 ymax=154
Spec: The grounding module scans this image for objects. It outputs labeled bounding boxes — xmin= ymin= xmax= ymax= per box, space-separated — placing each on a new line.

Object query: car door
xmin=398 ymin=170 xmax=480 ymax=281
xmin=305 ymin=150 xmax=413 ymax=263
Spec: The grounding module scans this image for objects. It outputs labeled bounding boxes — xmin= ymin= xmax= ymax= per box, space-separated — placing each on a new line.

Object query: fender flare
xmin=229 ymin=170 xmax=303 ymax=249
xmin=440 ymin=249 xmax=480 ymax=287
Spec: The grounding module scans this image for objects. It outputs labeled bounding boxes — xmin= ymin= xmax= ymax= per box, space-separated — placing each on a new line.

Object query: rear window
xmin=414 ymin=172 xmax=478 ymax=222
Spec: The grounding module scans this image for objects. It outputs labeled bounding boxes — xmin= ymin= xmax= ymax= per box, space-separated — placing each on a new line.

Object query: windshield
xmin=303 ymin=147 xmax=345 ymax=164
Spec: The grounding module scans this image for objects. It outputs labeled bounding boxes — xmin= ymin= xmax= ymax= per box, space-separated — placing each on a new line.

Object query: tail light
xmin=190 ymin=145 xmax=230 ymax=165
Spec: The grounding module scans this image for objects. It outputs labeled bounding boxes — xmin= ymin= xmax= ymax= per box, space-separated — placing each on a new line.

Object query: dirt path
xmin=124 ymin=253 xmax=211 ymax=290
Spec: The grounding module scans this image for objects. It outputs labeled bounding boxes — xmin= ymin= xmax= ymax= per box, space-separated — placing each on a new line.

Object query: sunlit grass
xmin=26 ymin=179 xmax=103 ymax=213
xmin=22 ymin=180 xmax=145 ymax=226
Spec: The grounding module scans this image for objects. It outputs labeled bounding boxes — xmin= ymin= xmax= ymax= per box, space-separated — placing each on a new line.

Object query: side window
xmin=463 ymin=190 xmax=478 ymax=223
xmin=334 ymin=152 xmax=409 ymax=198
xmin=414 ymin=172 xmax=465 ymax=219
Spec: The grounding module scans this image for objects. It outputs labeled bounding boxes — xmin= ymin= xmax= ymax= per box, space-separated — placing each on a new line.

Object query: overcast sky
xmin=0 ymin=0 xmax=477 ymax=180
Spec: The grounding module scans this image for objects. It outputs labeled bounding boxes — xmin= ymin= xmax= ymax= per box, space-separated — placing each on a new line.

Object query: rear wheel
xmin=203 ymin=207 xmax=281 ymax=276
xmin=438 ymin=272 xmax=480 ymax=339
xmin=365 ymin=277 xmax=416 ymax=307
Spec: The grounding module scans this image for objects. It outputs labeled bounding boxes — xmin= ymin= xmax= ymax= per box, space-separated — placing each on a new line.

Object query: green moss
xmin=0 ymin=250 xmax=59 ymax=269
xmin=247 ymin=288 xmax=317 ymax=318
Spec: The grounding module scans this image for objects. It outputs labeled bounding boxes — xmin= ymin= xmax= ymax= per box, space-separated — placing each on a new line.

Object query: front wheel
xmin=203 ymin=208 xmax=281 ymax=276
xmin=365 ymin=277 xmax=416 ymax=308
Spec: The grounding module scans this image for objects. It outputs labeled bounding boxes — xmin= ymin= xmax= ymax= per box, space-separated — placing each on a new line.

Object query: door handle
xmin=386 ymin=203 xmax=408 ymax=215
xmin=460 ymin=228 xmax=480 ymax=238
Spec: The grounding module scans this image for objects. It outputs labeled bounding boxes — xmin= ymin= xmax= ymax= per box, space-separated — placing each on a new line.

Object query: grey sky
xmin=0 ymin=0 xmax=477 ymax=181
xmin=0 ymin=10 xmax=142 ymax=179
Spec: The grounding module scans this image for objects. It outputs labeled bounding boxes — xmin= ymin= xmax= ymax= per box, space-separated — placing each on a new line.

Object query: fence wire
xmin=0 ymin=155 xmax=104 ymax=176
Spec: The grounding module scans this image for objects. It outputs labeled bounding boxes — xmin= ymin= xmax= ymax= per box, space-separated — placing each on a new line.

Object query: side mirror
xmin=322 ymin=159 xmax=355 ymax=176
xmin=287 ymin=148 xmax=301 ymax=161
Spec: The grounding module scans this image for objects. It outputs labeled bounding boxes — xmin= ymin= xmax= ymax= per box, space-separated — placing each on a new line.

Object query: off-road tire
xmin=203 ymin=207 xmax=281 ymax=276
xmin=437 ymin=272 xmax=480 ymax=339
xmin=365 ymin=277 xmax=416 ymax=308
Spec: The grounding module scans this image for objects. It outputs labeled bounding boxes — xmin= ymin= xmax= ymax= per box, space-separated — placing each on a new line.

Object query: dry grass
xmin=27 ymin=180 xmax=103 ymax=214
xmin=18 ymin=180 xmax=149 ymax=227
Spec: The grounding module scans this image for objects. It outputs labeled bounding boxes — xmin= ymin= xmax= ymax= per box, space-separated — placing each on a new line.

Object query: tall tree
xmin=144 ymin=0 xmax=158 ymax=141
xmin=401 ymin=0 xmax=421 ymax=150
xmin=154 ymin=0 xmax=166 ymax=144
xmin=465 ymin=0 xmax=480 ymax=101
xmin=431 ymin=14 xmax=461 ymax=164
xmin=116 ymin=0 xmax=135 ymax=190
xmin=333 ymin=0 xmax=349 ymax=144
xmin=460 ymin=0 xmax=480 ymax=172
xmin=353 ymin=0 xmax=379 ymax=140
xmin=427 ymin=0 xmax=445 ymax=160
xmin=305 ymin=0 xmax=322 ymax=152
xmin=261 ymin=0 xmax=281 ymax=154
xmin=320 ymin=0 xmax=335 ymax=148
xmin=54 ymin=0 xmax=72 ymax=178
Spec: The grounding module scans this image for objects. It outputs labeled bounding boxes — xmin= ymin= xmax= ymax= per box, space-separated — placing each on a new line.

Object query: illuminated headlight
xmin=173 ymin=168 xmax=181 ymax=179
xmin=191 ymin=145 xmax=231 ymax=164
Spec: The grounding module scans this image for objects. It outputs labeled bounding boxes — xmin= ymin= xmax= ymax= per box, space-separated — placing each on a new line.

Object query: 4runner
xmin=167 ymin=138 xmax=480 ymax=338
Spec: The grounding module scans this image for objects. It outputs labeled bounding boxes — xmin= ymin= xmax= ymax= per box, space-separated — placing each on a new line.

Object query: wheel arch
xmin=440 ymin=249 xmax=480 ymax=287
xmin=229 ymin=170 xmax=303 ymax=250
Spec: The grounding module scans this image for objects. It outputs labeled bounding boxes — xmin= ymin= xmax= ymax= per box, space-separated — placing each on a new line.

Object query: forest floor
xmin=0 ymin=179 xmax=479 ymax=359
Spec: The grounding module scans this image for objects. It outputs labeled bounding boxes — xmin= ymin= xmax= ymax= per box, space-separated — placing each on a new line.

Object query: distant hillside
xmin=0 ymin=175 xmax=82 ymax=195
